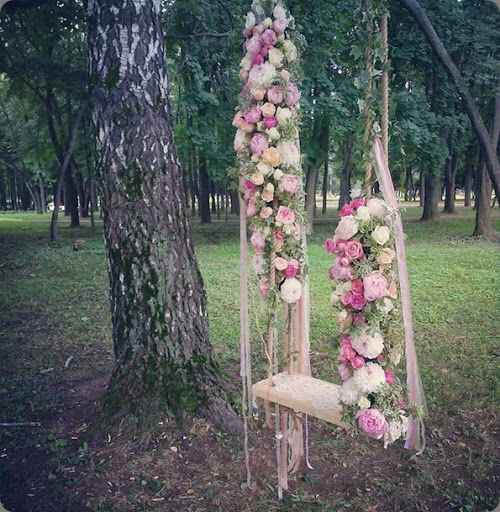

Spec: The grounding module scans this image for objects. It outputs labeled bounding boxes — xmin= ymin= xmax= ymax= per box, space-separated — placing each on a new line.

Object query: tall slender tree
xmin=88 ymin=0 xmax=240 ymax=433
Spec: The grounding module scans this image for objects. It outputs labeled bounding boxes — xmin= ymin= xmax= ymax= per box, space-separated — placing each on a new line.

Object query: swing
xmin=235 ymin=0 xmax=426 ymax=497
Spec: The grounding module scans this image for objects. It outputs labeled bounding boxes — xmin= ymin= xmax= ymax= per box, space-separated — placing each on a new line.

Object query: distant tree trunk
xmin=0 ymin=173 xmax=7 ymax=210
xmin=321 ymin=158 xmax=329 ymax=215
xmin=339 ymin=136 xmax=353 ymax=210
xmin=421 ymin=171 xmax=440 ymax=221
xmin=88 ymin=0 xmax=239 ymax=433
xmin=418 ymin=170 xmax=425 ymax=206
xmin=398 ymin=0 xmax=500 ymax=199
xmin=198 ymin=154 xmax=211 ymax=224
xmin=65 ymin=166 xmax=80 ymax=227
xmin=464 ymin=158 xmax=473 ymax=208
xmin=230 ymin=189 xmax=239 ymax=215
xmin=404 ymin=168 xmax=414 ymax=202
xmin=443 ymin=151 xmax=457 ymax=213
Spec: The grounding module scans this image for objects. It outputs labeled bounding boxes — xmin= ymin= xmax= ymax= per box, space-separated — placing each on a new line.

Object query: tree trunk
xmin=339 ymin=136 xmax=353 ymax=210
xmin=198 ymin=154 xmax=211 ymax=224
xmin=398 ymin=0 xmax=500 ymax=199
xmin=65 ymin=165 xmax=80 ymax=227
xmin=88 ymin=0 xmax=239 ymax=434
xmin=321 ymin=158 xmax=329 ymax=215
xmin=0 ymin=173 xmax=7 ymax=210
xmin=421 ymin=171 xmax=440 ymax=221
xmin=404 ymin=168 xmax=414 ymax=202
xmin=418 ymin=170 xmax=425 ymax=206
xmin=443 ymin=151 xmax=457 ymax=213
xmin=464 ymin=159 xmax=473 ymax=208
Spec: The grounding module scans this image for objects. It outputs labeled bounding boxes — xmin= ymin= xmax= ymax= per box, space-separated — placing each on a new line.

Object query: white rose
xmin=268 ymin=48 xmax=284 ymax=68
xmin=280 ymin=278 xmax=302 ymax=303
xmin=384 ymin=421 xmax=403 ymax=448
xmin=358 ymin=396 xmax=371 ymax=409
xmin=280 ymin=69 xmax=290 ymax=82
xmin=334 ymin=215 xmax=359 ymax=241
xmin=353 ymin=362 xmax=386 ymax=394
xmin=351 ymin=329 xmax=384 ymax=359
xmin=245 ymin=11 xmax=256 ymax=29
xmin=377 ymin=297 xmax=394 ymax=315
xmin=248 ymin=62 xmax=277 ymax=89
xmin=264 ymin=17 xmax=273 ymax=28
xmin=283 ymin=40 xmax=298 ymax=62
xmin=367 ymin=197 xmax=388 ymax=218
xmin=340 ymin=378 xmax=361 ymax=405
xmin=371 ymin=225 xmax=390 ymax=245
xmin=356 ymin=206 xmax=371 ymax=222
xmin=267 ymin=127 xmax=281 ymax=141
xmin=277 ymin=141 xmax=300 ymax=168
xmin=273 ymin=168 xmax=284 ymax=181
xmin=276 ymin=107 xmax=292 ymax=125
xmin=273 ymin=4 xmax=287 ymax=19
xmin=257 ymin=162 xmax=272 ymax=176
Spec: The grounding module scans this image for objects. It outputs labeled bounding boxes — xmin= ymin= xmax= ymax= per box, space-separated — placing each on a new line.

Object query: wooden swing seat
xmin=253 ymin=372 xmax=344 ymax=426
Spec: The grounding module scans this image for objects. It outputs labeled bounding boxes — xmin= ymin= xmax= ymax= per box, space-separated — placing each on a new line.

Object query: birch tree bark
xmin=88 ymin=0 xmax=240 ymax=433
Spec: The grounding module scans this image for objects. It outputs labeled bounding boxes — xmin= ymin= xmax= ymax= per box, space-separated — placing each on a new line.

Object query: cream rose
xmin=273 ymin=4 xmax=287 ymax=19
xmin=277 ymin=141 xmax=300 ymax=167
xmin=356 ymin=206 xmax=371 ymax=222
xmin=262 ymin=147 xmax=282 ymax=167
xmin=334 ymin=215 xmax=359 ymax=241
xmin=283 ymin=40 xmax=298 ymax=62
xmin=367 ymin=197 xmax=387 ymax=218
xmin=257 ymin=162 xmax=273 ymax=176
xmin=251 ymin=88 xmax=266 ymax=101
xmin=268 ymin=48 xmax=284 ymax=68
xmin=273 ymin=169 xmax=284 ymax=181
xmin=250 ymin=172 xmax=264 ymax=186
xmin=261 ymin=102 xmax=276 ymax=118
xmin=267 ymin=127 xmax=281 ymax=141
xmin=262 ymin=183 xmax=275 ymax=202
xmin=280 ymin=277 xmax=302 ymax=303
xmin=371 ymin=225 xmax=390 ymax=245
xmin=376 ymin=247 xmax=395 ymax=266
xmin=276 ymin=107 xmax=292 ymax=125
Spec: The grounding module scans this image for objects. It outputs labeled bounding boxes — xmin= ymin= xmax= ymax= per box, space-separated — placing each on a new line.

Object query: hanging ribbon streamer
xmin=372 ymin=137 xmax=427 ymax=454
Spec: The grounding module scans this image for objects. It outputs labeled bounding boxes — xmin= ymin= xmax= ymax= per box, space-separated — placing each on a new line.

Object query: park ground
xmin=0 ymin=205 xmax=499 ymax=512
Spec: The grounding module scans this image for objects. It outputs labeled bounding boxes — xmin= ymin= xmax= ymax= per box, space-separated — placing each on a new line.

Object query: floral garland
xmin=234 ymin=0 xmax=305 ymax=306
xmin=325 ymin=197 xmax=409 ymax=447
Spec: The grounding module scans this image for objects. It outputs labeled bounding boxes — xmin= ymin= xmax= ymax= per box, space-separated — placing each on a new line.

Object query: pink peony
xmin=340 ymin=257 xmax=350 ymax=266
xmin=250 ymin=133 xmax=269 ymax=156
xmin=263 ymin=116 xmax=278 ymax=129
xmin=335 ymin=240 xmax=347 ymax=255
xmin=259 ymin=278 xmax=270 ymax=298
xmin=250 ymin=231 xmax=266 ymax=254
xmin=244 ymin=179 xmax=256 ymax=193
xmin=324 ymin=238 xmax=337 ymax=254
xmin=244 ymin=107 xmax=262 ymax=124
xmin=341 ymin=291 xmax=353 ymax=307
xmin=339 ymin=337 xmax=356 ymax=363
xmin=261 ymin=29 xmax=277 ymax=46
xmin=284 ymin=259 xmax=300 ymax=278
xmin=273 ymin=18 xmax=288 ymax=34
xmin=350 ymin=293 xmax=367 ymax=311
xmin=340 ymin=203 xmax=354 ymax=217
xmin=363 ymin=272 xmax=388 ymax=302
xmin=357 ymin=409 xmax=388 ymax=440
xmin=334 ymin=216 xmax=359 ymax=241
xmin=275 ymin=206 xmax=296 ymax=225
xmin=345 ymin=240 xmax=364 ymax=261
xmin=285 ymin=83 xmax=301 ymax=107
xmin=352 ymin=356 xmax=365 ymax=369
xmin=329 ymin=261 xmax=353 ymax=281
xmin=351 ymin=279 xmax=363 ymax=295
xmin=267 ymin=86 xmax=284 ymax=104
xmin=351 ymin=197 xmax=366 ymax=209
xmin=245 ymin=35 xmax=262 ymax=56
xmin=385 ymin=369 xmax=395 ymax=385
xmin=279 ymin=174 xmax=300 ymax=194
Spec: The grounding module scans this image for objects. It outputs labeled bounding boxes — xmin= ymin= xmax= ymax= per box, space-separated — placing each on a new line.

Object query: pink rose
xmin=244 ymin=107 xmax=262 ymax=124
xmin=335 ymin=240 xmax=347 ymax=255
xmin=351 ymin=198 xmax=366 ymax=209
xmin=250 ymin=133 xmax=269 ymax=156
xmin=263 ymin=116 xmax=278 ymax=129
xmin=340 ymin=203 xmax=354 ymax=217
xmin=284 ymin=259 xmax=300 ymax=278
xmin=274 ymin=256 xmax=288 ymax=272
xmin=351 ymin=279 xmax=363 ymax=295
xmin=260 ymin=207 xmax=273 ymax=219
xmin=259 ymin=278 xmax=270 ymax=298
xmin=329 ymin=261 xmax=353 ymax=281
xmin=267 ymin=86 xmax=284 ymax=104
xmin=338 ymin=363 xmax=352 ymax=382
xmin=363 ymin=272 xmax=388 ymax=302
xmin=252 ymin=53 xmax=264 ymax=66
xmin=340 ymin=257 xmax=350 ymax=266
xmin=261 ymin=29 xmax=277 ymax=46
xmin=324 ymin=238 xmax=337 ymax=254
xmin=250 ymin=231 xmax=266 ymax=254
xmin=357 ymin=409 xmax=387 ymax=440
xmin=385 ymin=369 xmax=395 ymax=385
xmin=341 ymin=291 xmax=353 ymax=307
xmin=339 ymin=338 xmax=355 ymax=363
xmin=279 ymin=174 xmax=299 ymax=194
xmin=246 ymin=198 xmax=257 ymax=217
xmin=273 ymin=18 xmax=288 ymax=34
xmin=243 ymin=179 xmax=256 ymax=200
xmin=285 ymin=83 xmax=301 ymax=107
xmin=275 ymin=206 xmax=296 ymax=225
xmin=346 ymin=240 xmax=364 ymax=261
xmin=350 ymin=293 xmax=367 ymax=311
xmin=245 ymin=35 xmax=262 ymax=56
xmin=273 ymin=229 xmax=285 ymax=250
xmin=352 ymin=356 xmax=365 ymax=369
xmin=334 ymin=216 xmax=359 ymax=241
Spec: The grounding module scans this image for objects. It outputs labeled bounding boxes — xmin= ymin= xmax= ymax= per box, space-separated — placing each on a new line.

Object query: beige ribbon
xmin=372 ymin=138 xmax=426 ymax=453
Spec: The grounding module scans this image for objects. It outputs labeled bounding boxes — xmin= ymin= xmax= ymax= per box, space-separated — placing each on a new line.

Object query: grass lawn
xmin=0 ymin=206 xmax=499 ymax=512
